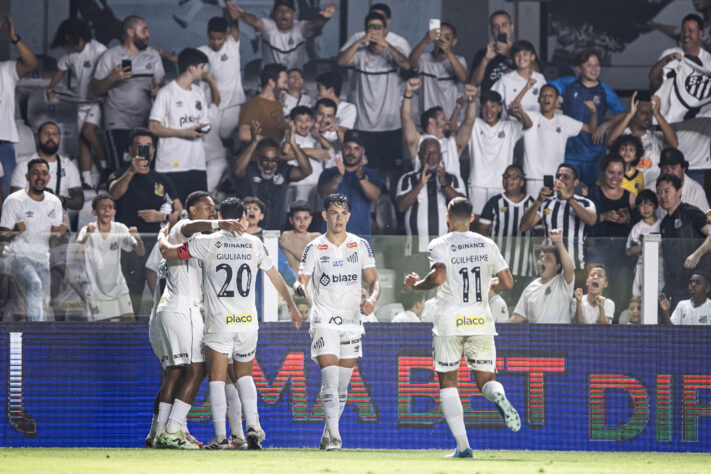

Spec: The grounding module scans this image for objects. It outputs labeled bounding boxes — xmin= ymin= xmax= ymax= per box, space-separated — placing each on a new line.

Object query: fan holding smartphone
xmin=468 ymin=10 xmax=515 ymax=91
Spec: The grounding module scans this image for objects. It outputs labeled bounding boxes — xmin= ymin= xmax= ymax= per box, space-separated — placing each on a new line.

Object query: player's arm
xmin=491 ymin=268 xmax=513 ymax=293
xmin=233 ymin=121 xmax=261 ymax=178
xmin=597 ymin=297 xmax=610 ymax=325
xmin=287 ymin=123 xmax=313 ymax=182
xmin=293 ymin=274 xmax=311 ymax=298
xmin=157 ymin=226 xmax=189 ymax=260
xmin=507 ymin=313 xmax=526 ymax=324
xmin=180 ymin=219 xmax=244 ymax=238
xmin=265 ymin=265 xmax=304 ymax=329
xmin=519 ymin=191 xmax=545 ymax=231
xmin=659 ymin=293 xmax=673 ymax=325
xmin=361 ymin=267 xmax=380 ymax=315
xmin=652 ymin=95 xmax=678 ymax=148
xmin=404 ymin=262 xmax=446 ymax=290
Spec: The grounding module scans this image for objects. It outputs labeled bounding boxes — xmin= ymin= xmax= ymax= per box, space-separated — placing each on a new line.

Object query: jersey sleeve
xmin=258 ymin=242 xmax=275 ymax=271
xmin=63 ymin=159 xmax=82 ymax=192
xmin=480 ymin=196 xmax=497 ymax=224
xmin=50 ymin=198 xmax=63 ymax=226
xmin=298 ymin=241 xmax=317 ymax=276
xmin=0 ymin=198 xmax=21 ymax=229
xmin=76 ymin=225 xmax=88 ymax=242
xmin=512 ymin=290 xmax=529 ymax=321
xmin=184 ymin=234 xmax=213 ymax=261
xmin=149 ymin=87 xmax=169 ymax=124
xmin=547 ymin=76 xmax=576 ymax=95
xmin=339 ymin=103 xmax=357 ymax=129
xmin=10 ymin=160 xmax=26 ymax=189
xmin=602 ymin=83 xmax=625 ymax=115
xmin=489 ymin=241 xmax=509 ymax=275
xmin=670 ymin=303 xmax=682 ymax=325
xmin=360 ymin=238 xmax=376 ymax=269
xmin=57 ymin=53 xmax=70 ymax=72
xmin=562 ymin=115 xmax=584 ymax=137
xmin=93 ymin=49 xmax=113 ymax=81
xmin=449 ymin=174 xmax=466 ymax=195
xmin=395 ymin=173 xmax=414 ymax=198
xmin=604 ymin=299 xmax=615 ymax=322
xmin=427 ymin=238 xmax=447 ymax=266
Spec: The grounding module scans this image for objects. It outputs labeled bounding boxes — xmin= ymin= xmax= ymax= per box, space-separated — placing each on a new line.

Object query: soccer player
xmin=159 ymin=197 xmax=302 ymax=449
xmin=149 ymin=191 xmax=241 ymax=449
xmin=294 ymin=193 xmax=380 ymax=451
xmin=404 ymin=197 xmax=520 ymax=458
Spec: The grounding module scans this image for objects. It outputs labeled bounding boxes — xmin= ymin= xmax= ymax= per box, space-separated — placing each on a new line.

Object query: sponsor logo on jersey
xmin=225 ymin=313 xmax=253 ymax=325
xmin=332 ymin=260 xmax=343 ymax=266
xmin=333 ymin=273 xmax=358 ymax=283
xmin=176 ymin=101 xmax=184 ymax=107
xmin=320 ymin=256 xmax=330 ymax=263
xmin=179 ymin=114 xmax=201 ymax=128
xmin=320 ymin=274 xmax=330 ymax=286
xmin=219 ymin=242 xmax=253 ymax=248
xmin=328 ymin=316 xmax=343 ymax=325
xmin=302 ymin=244 xmax=313 ymax=263
xmin=347 ymin=252 xmax=358 ymax=263
xmin=318 ymin=244 xmax=328 ymax=250
xmin=347 ymin=242 xmax=357 ymax=249
xmin=453 ymin=242 xmax=485 ymax=251
xmin=215 ymin=242 xmax=222 ymax=248
xmin=500 ymin=206 xmax=508 ymax=213
xmin=455 ymin=316 xmax=486 ymax=328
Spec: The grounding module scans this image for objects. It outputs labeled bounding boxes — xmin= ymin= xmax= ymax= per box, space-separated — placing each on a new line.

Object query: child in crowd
xmin=610 ymin=134 xmax=645 ymax=196
xmin=618 ymin=296 xmax=641 ymax=325
xmin=279 ymin=200 xmax=321 ymax=273
xmin=660 ymin=271 xmax=711 ymax=325
xmin=392 ymin=290 xmax=426 ymax=323
xmin=282 ymin=68 xmax=313 ymax=116
xmin=491 ymin=40 xmax=546 ymax=114
xmin=76 ymin=193 xmax=145 ymax=321
xmin=244 ymin=196 xmax=266 ymax=237
xmin=626 ymin=189 xmax=663 ymax=297
xmin=571 ymin=265 xmax=614 ymax=324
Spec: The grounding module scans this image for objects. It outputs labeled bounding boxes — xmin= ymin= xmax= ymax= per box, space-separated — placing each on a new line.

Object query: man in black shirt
xmin=468 ymin=10 xmax=515 ymax=92
xmin=657 ymin=174 xmax=710 ymax=311
xmin=108 ymin=128 xmax=183 ymax=314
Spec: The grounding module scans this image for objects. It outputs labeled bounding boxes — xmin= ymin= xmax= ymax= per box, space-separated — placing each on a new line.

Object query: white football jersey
xmin=428 ymin=231 xmax=509 ymax=336
xmin=298 ymin=233 xmax=376 ymax=333
xmin=183 ymin=231 xmax=272 ymax=334
xmin=157 ymin=220 xmax=203 ymax=312
xmin=671 ymin=299 xmax=711 ymax=325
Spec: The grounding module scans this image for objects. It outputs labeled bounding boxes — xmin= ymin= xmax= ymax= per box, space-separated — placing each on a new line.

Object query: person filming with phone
xmin=468 ymin=10 xmax=515 ymax=91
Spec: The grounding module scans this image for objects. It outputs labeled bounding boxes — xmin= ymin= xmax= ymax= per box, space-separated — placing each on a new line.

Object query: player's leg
xmin=311 ymin=326 xmax=344 ymax=450
xmin=466 ymin=336 xmax=520 ymax=432
xmin=231 ymin=331 xmax=263 ymax=449
xmin=434 ymin=336 xmax=472 ymax=458
xmin=225 ymin=369 xmax=246 ymax=449
xmin=154 ymin=365 xmax=183 ymax=443
xmin=202 ymin=343 xmax=232 ymax=449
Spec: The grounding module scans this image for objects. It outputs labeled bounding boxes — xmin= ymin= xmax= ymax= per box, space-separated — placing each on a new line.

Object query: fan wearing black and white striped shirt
xmin=520 ymin=163 xmax=597 ymax=270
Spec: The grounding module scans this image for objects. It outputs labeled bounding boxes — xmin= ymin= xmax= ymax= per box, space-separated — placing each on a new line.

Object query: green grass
xmin=1 ymin=448 xmax=709 ymax=473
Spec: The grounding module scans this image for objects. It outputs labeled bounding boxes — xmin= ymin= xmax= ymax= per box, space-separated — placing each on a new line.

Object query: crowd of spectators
xmin=0 ymin=2 xmax=709 ymax=325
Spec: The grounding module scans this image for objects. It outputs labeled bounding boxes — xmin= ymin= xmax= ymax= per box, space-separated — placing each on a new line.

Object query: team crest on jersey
xmin=318 ymin=244 xmax=328 ymax=250
xmin=347 ymin=242 xmax=357 ymax=249
xmin=47 ymin=209 xmax=55 ymax=218
xmin=700 ymin=316 xmax=708 ymax=324
xmin=221 ymin=53 xmax=228 ymax=62
xmin=532 ymin=88 xmax=539 ymax=95
xmin=543 ymin=208 xmax=552 ymax=215
xmin=195 ymin=100 xmax=202 ymax=111
xmin=110 ymin=242 xmax=119 ymax=250
xmin=497 ymin=131 xmax=506 ymax=138
xmin=500 ymin=206 xmax=508 ymax=213
xmin=592 ymin=95 xmax=601 ymax=105
xmin=347 ymin=252 xmax=358 ymax=263
xmin=176 ymin=101 xmax=184 ymax=107
xmin=146 ymin=62 xmax=153 ymax=70
xmin=154 ymin=183 xmax=165 ymax=197
xmin=555 ymin=127 xmax=561 ymax=133
xmin=83 ymin=60 xmax=91 ymax=68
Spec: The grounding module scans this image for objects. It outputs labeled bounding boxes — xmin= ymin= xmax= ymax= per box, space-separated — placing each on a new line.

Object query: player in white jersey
xmin=294 ymin=193 xmax=380 ymax=451
xmin=404 ymin=197 xmax=520 ymax=458
xmin=147 ymin=191 xmax=241 ymax=450
xmin=159 ymin=197 xmax=302 ymax=450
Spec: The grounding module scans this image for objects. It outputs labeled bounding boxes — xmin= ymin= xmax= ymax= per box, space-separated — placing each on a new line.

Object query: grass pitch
xmin=1 ymin=448 xmax=709 ymax=473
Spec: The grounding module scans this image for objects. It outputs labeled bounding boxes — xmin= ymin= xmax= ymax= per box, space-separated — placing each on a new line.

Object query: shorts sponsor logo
xmin=329 ymin=316 xmax=343 ymax=325
xmin=456 ymin=316 xmax=486 ymax=328
xmin=468 ymin=359 xmax=493 ymax=365
xmin=235 ymin=349 xmax=256 ymax=358
xmin=225 ymin=313 xmax=253 ymax=325
xmin=318 ymin=244 xmax=329 ymax=250
xmin=313 ymin=337 xmax=325 ymax=350
xmin=438 ymin=360 xmax=459 ymax=367
xmin=173 ymin=353 xmax=188 ymax=359
xmin=340 ymin=337 xmax=360 ymax=345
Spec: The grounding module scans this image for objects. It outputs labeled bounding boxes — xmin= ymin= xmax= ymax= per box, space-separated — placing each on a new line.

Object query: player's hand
xmin=436 ymin=35 xmax=452 ymax=53
xmin=403 ymin=272 xmax=420 ymax=290
xmin=46 ymin=88 xmax=56 ymax=102
xmin=508 ymin=101 xmax=523 ymax=116
xmin=321 ymin=2 xmax=337 ymax=18
xmin=537 ymin=186 xmax=553 ymax=202
xmin=658 ymin=293 xmax=671 ymax=312
xmin=583 ymin=100 xmax=596 ymax=113
xmin=0 ymin=15 xmax=16 ymax=39
xmin=525 ymin=77 xmax=537 ymax=90
xmin=293 ymin=281 xmax=308 ymax=298
xmin=360 ymin=297 xmax=375 ymax=316
xmin=15 ymin=220 xmax=26 ymax=233
xmin=288 ymin=120 xmax=298 ymax=146
xmin=684 ymin=251 xmax=702 ymax=269
xmin=652 ymin=94 xmax=662 ymax=116
xmin=554 ymin=178 xmax=573 ymax=200
xmin=250 ymin=120 xmax=263 ymax=144
xmin=129 ymin=155 xmax=149 ymax=174
xmin=426 ymin=28 xmax=438 ymax=43
xmin=128 ymin=226 xmax=140 ymax=236
xmin=548 ymin=228 xmax=563 ymax=245
xmin=485 ymin=41 xmax=497 ymax=60
xmin=289 ymin=303 xmax=305 ymax=329
xmin=218 ymin=219 xmax=244 ymax=236
xmin=225 ymin=1 xmax=242 ymax=20
xmin=137 ymin=209 xmax=164 ymax=223
xmin=596 ymin=295 xmax=606 ymax=307
xmin=406 ymin=77 xmax=422 ymax=94
xmin=666 ymin=52 xmax=682 ymax=63
xmin=628 ymin=90 xmax=638 ymax=116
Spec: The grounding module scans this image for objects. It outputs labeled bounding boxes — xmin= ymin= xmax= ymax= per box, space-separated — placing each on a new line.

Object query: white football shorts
xmin=309 ymin=327 xmax=362 ymax=362
xmin=203 ymin=330 xmax=258 ymax=363
xmin=432 ymin=335 xmax=496 ymax=373
xmin=150 ymin=306 xmax=204 ymax=369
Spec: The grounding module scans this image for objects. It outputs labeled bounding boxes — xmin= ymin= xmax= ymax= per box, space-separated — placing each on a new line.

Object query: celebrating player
xmin=159 ymin=197 xmax=302 ymax=449
xmin=294 ymin=193 xmax=380 ymax=451
xmin=404 ymin=197 xmax=520 ymax=458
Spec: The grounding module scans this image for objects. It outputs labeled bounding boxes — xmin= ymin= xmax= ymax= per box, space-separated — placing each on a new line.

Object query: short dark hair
xmin=51 ymin=18 xmax=92 ymax=49
xmin=420 ymin=106 xmax=443 ymax=132
xmin=178 ymin=47 xmax=208 ymax=74
xmin=243 ymin=196 xmax=266 ymax=213
xmin=611 ymin=134 xmax=644 ymax=167
xmin=635 ymin=189 xmax=658 ymax=208
xmin=599 ymin=153 xmax=625 ymax=173
xmin=128 ymin=128 xmax=157 ymax=148
xmin=122 ymin=15 xmax=144 ymax=39
xmin=480 ymin=89 xmax=502 ymax=105
xmin=287 ymin=67 xmax=304 ymax=78
xmin=315 ymin=71 xmax=343 ymax=97
xmin=260 ymin=63 xmax=287 ymax=88
xmin=588 ymin=264 xmax=608 ymax=277
xmin=574 ymin=49 xmax=600 ymax=67
xmin=185 ymin=191 xmax=211 ymax=211
xmin=635 ymin=90 xmax=652 ymax=102
xmin=557 ymin=162 xmax=579 ymax=180
xmin=400 ymin=290 xmax=424 ymax=311
xmin=289 ymin=105 xmax=314 ymax=121
xmin=324 ymin=193 xmax=351 ymax=212
xmin=447 ymin=197 xmax=473 ymax=221
xmin=256 ymin=138 xmax=281 ymax=154
xmin=27 ymin=157 xmax=49 ymax=173
xmin=92 ymin=193 xmax=114 ymax=210
xmin=370 ymin=3 xmax=391 ymax=19
xmin=37 ymin=121 xmax=59 ymax=135
xmin=364 ymin=11 xmax=386 ymax=29
xmin=220 ymin=197 xmax=245 ymax=220
xmin=288 ymin=200 xmax=312 ymax=217
xmin=540 ymin=83 xmax=559 ymax=97
xmin=489 ymin=9 xmax=512 ymax=23
xmin=656 ymin=173 xmax=682 ymax=191
xmin=540 ymin=245 xmax=562 ymax=273
xmin=207 ymin=16 xmax=228 ymax=33
xmin=441 ymin=21 xmax=457 ymax=37
xmin=511 ymin=40 xmax=536 ymax=57
xmin=682 ymin=13 xmax=704 ymax=30
xmin=314 ymin=98 xmax=337 ymax=114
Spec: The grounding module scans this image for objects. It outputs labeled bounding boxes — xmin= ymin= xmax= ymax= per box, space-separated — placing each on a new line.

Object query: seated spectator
xmin=11 ymin=121 xmax=84 ymax=214
xmin=279 ymin=200 xmax=320 ymax=273
xmin=606 ymin=91 xmax=678 ymax=190
xmin=391 ymin=290 xmax=425 ymax=323
xmin=396 ymin=138 xmax=465 ymax=253
xmin=294 ymin=296 xmax=311 ymax=322
xmin=491 ymin=40 xmax=545 ymax=114
xmin=228 ymin=122 xmax=312 ymax=230
xmin=548 ymin=49 xmax=626 ymax=186
xmin=317 ymin=130 xmax=382 ymax=236
xmin=657 ymin=174 xmax=710 ymax=311
xmin=468 ymin=10 xmax=514 ymax=91
xmin=508 ymin=229 xmax=574 ymax=324
xmin=77 ymin=193 xmax=145 ymax=322
xmin=282 ymin=106 xmax=329 ymax=205
xmin=408 ymin=21 xmax=467 ymax=118
xmin=238 ymin=64 xmax=288 ymax=143
xmin=509 ymin=82 xmax=596 ymax=193
xmin=571 ymin=265 xmax=614 ymax=324
xmin=626 ymin=190 xmax=663 ymax=298
xmin=235 ymin=0 xmax=336 ymax=69
xmin=47 ymin=18 xmax=107 ymax=189
xmin=618 ymin=296 xmax=641 ymax=325
xmin=282 ymin=68 xmax=313 ymax=117
xmin=660 ymin=270 xmax=711 ymax=325
xmin=657 ymin=148 xmax=709 ymax=215
xmin=315 ymin=71 xmax=356 ymax=129
xmin=520 ymin=163 xmax=597 ymax=271
xmin=610 ymin=134 xmax=645 ymax=196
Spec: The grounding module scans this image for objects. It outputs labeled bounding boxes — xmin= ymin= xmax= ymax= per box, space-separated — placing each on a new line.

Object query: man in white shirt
xmin=149 ymin=48 xmax=210 ymax=204
xmin=0 ymin=15 xmax=38 ymax=196
xmin=294 ymin=193 xmax=380 ymax=451
xmin=315 ymin=71 xmax=357 ymax=129
xmin=235 ymin=0 xmax=336 ymax=69
xmin=392 ymin=291 xmax=425 ymax=323
xmin=508 ymin=229 xmax=574 ymax=324
xmin=661 ymin=271 xmax=711 ymax=325
xmin=159 ymin=196 xmax=300 ymax=449
xmin=404 ymin=197 xmax=519 ymax=458
xmin=0 ymin=159 xmax=67 ymax=321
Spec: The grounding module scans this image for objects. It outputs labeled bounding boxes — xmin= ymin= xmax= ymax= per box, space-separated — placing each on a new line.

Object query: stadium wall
xmin=2 ymin=323 xmax=710 ymax=451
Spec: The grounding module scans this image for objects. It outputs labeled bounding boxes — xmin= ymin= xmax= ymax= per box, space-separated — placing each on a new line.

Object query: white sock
xmin=156 ymin=402 xmax=172 ymax=437
xmin=481 ymin=380 xmax=505 ymax=403
xmin=237 ymin=376 xmax=260 ymax=431
xmin=208 ymin=381 xmax=227 ymax=440
xmin=225 ymin=382 xmax=245 ymax=439
xmin=440 ymin=387 xmax=469 ymax=451
xmin=338 ymin=366 xmax=354 ymax=418
xmin=148 ymin=413 xmax=158 ymax=437
xmin=321 ymin=366 xmax=341 ymax=440
xmin=166 ymin=399 xmax=191 ymax=434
